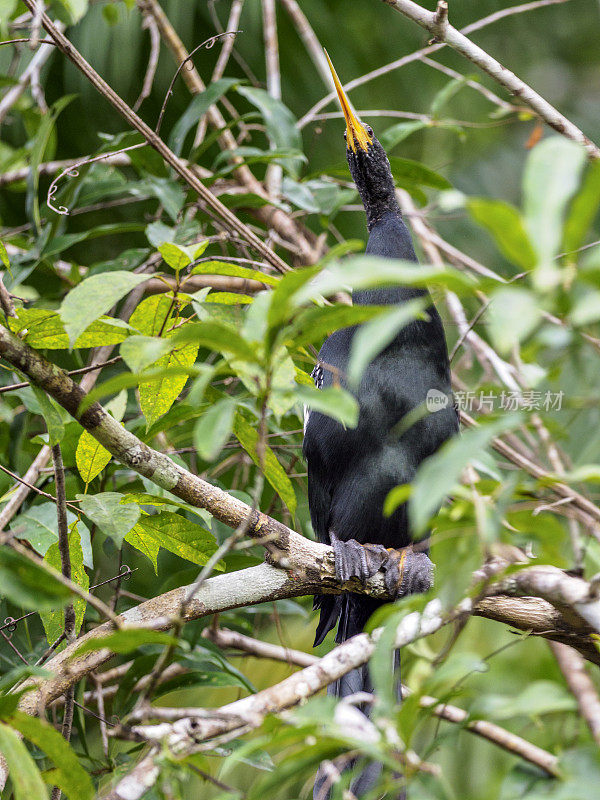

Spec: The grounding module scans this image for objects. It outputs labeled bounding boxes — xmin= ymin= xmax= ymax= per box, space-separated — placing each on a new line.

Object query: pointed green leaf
xmin=194 ymin=397 xmax=237 ymax=460
xmin=295 ymin=384 xmax=359 ymax=428
xmin=74 ymin=628 xmax=178 ymax=657
xmin=8 ymin=309 xmax=129 ymax=349
xmin=0 ymin=548 xmax=72 ymax=610
xmin=487 ymin=287 xmax=542 ymax=353
xmin=233 ymin=414 xmax=297 ymax=514
xmin=120 ymin=335 xmax=175 ymax=373
xmin=40 ymin=521 xmax=88 ymax=645
xmin=76 ymin=430 xmax=112 ymax=483
xmin=523 ymin=136 xmax=586 ymax=265
xmin=125 ymin=512 xmax=220 ymax=568
xmin=77 ymin=492 xmax=140 ymax=547
xmin=347 ymin=298 xmax=427 ymax=386
xmin=59 ymin=271 xmax=148 ymax=347
xmin=7 ymin=711 xmax=93 ymax=800
xmin=0 ymin=723 xmax=47 ymax=800
xmin=468 ymin=198 xmax=537 ymax=271
xmin=139 ymin=339 xmax=199 ymax=426
xmin=410 ymin=416 xmax=519 ymax=534
xmin=191 ymin=260 xmax=278 ymax=286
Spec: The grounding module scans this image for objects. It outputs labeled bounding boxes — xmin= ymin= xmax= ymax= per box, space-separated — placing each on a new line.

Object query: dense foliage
xmin=1 ymin=0 xmax=600 ymax=798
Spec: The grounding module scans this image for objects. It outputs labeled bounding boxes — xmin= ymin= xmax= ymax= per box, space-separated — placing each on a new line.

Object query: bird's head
xmin=325 ymin=50 xmax=399 ymax=229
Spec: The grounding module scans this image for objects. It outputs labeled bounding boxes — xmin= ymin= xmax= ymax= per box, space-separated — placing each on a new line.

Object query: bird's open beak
xmin=324 ymin=50 xmax=372 ymax=154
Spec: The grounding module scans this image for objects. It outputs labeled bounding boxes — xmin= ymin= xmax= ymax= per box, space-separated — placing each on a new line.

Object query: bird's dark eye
xmin=366 ymin=125 xmax=373 ymax=137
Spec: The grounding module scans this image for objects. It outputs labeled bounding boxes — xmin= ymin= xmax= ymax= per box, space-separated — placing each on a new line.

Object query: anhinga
xmin=303 ymin=53 xmax=459 ymax=797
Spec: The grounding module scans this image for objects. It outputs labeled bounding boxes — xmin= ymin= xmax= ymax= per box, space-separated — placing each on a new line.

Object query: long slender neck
xmin=353 ymin=212 xmax=424 ymax=306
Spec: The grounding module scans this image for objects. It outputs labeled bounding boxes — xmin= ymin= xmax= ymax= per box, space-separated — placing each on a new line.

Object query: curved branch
xmin=382 ymin=0 xmax=600 ymax=158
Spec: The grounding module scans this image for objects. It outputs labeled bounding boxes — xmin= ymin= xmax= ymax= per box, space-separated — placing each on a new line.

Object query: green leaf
xmin=388 ymin=157 xmax=451 ymax=190
xmin=76 ymin=430 xmax=112 ymax=483
xmin=570 ymin=290 xmax=600 ymax=326
xmin=40 ymin=521 xmax=88 ymax=645
xmin=295 ymin=384 xmax=359 ymax=428
xmin=194 ymin=397 xmax=237 ymax=460
xmin=169 ymin=79 xmax=239 ymax=156
xmin=30 ymin=385 xmax=65 ymax=446
xmin=0 ymin=547 xmax=72 ymax=610
xmin=139 ymin=339 xmax=199 ymax=427
xmin=288 ymin=304 xmax=389 ymax=348
xmin=158 ymin=240 xmax=208 ymax=272
xmin=8 ymin=308 xmax=129 ymax=349
xmin=347 ymin=298 xmax=427 ymax=386
xmin=191 ymin=260 xmax=278 ymax=286
xmin=27 ymin=95 xmax=73 ymax=233
xmin=0 ymin=239 xmax=10 ymax=276
xmin=467 ymin=198 xmax=537 ymax=271
xmin=129 ymin=294 xmax=175 ymax=336
xmin=120 ymin=335 xmax=175 ymax=373
xmin=410 ymin=416 xmax=519 ymax=534
xmin=237 ymin=86 xmax=303 ymax=178
xmin=430 ymin=75 xmax=471 ymax=117
xmin=77 ymin=492 xmax=140 ymax=547
xmin=174 ymin=321 xmax=259 ymax=362
xmin=383 ymin=484 xmax=411 ymax=517
xmin=523 ymin=136 xmax=587 ymax=266
xmin=59 ymin=271 xmax=149 ymax=347
xmin=73 ymin=628 xmax=178 ymax=657
xmin=233 ymin=414 xmax=297 ymax=514
xmin=7 ymin=711 xmax=93 ymax=800
xmin=292 ymin=256 xmax=474 ymax=307
xmin=57 ymin=0 xmax=88 ymax=24
xmin=0 ymin=723 xmax=47 ymax=800
xmin=379 ymin=121 xmax=428 ymax=151
xmin=487 ymin=286 xmax=542 ymax=353
xmin=125 ymin=512 xmax=220 ymax=568
xmin=563 ymin=160 xmax=600 ymax=256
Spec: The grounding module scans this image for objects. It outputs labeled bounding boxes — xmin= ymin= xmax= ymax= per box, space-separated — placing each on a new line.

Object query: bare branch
xmin=205 ymin=626 xmax=559 ymax=777
xmin=550 ymin=642 xmax=600 ymax=745
xmin=298 ymin=0 xmax=575 ymax=129
xmin=381 ymin=0 xmax=600 ymax=158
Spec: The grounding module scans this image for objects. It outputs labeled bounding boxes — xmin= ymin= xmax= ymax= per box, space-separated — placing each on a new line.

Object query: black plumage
xmin=305 ymin=54 xmax=458 ymax=797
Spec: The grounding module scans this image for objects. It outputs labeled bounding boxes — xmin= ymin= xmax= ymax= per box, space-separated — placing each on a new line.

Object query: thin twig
xmin=298 ymin=0 xmax=574 ymax=129
xmin=382 ymin=0 xmax=599 ymax=157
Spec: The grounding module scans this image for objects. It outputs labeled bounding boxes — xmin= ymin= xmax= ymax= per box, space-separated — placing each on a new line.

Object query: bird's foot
xmin=330 ymin=533 xmax=433 ymax=599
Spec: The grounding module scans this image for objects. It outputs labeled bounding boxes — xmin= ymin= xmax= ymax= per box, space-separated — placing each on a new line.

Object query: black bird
xmin=304 ymin=53 xmax=459 ymax=797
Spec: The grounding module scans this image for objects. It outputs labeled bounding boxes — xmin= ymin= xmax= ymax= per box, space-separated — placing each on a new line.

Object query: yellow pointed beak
xmin=324 ymin=49 xmax=372 ymax=153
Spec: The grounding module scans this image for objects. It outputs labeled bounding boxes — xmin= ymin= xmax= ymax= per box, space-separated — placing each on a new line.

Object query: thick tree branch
xmin=382 ymin=0 xmax=600 ymax=158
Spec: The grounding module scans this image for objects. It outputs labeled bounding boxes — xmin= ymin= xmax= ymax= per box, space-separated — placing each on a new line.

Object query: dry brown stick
xmin=204 ymin=626 xmax=559 ymax=776
xmin=382 ymin=0 xmax=599 ymax=158
xmin=549 ymin=641 xmax=600 ymax=745
xmin=20 ymin=0 xmax=291 ymax=275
